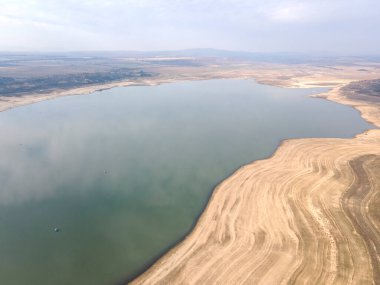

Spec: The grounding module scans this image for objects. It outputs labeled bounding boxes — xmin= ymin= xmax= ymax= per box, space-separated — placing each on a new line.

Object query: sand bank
xmin=0 ymin=79 xmax=173 ymax=112
xmin=1 ymin=64 xmax=379 ymax=284
xmin=130 ymin=78 xmax=380 ymax=284
xmin=2 ymin=62 xmax=380 ymax=113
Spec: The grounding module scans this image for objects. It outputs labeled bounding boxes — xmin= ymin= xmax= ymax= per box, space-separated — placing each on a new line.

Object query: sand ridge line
xmin=2 ymin=63 xmax=380 ymax=113
xmin=1 ymin=63 xmax=379 ymax=284
xmin=130 ymin=79 xmax=380 ymax=284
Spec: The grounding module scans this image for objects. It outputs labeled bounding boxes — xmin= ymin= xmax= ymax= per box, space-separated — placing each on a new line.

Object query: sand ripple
xmin=131 ymin=82 xmax=380 ymax=285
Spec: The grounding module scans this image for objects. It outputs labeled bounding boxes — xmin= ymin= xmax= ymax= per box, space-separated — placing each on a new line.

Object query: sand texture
xmin=131 ymin=79 xmax=380 ymax=284
xmin=1 ymin=62 xmax=380 ymax=284
xmin=2 ymin=61 xmax=380 ymax=113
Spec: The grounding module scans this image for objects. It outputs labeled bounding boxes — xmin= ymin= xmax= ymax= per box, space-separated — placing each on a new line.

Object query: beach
xmin=2 ymin=62 xmax=380 ymax=113
xmin=1 ymin=64 xmax=379 ymax=284
xmin=129 ymin=74 xmax=380 ymax=283
xmin=1 ymin=0 xmax=379 ymax=283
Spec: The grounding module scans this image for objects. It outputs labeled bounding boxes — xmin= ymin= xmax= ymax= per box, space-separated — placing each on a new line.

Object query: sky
xmin=0 ymin=0 xmax=379 ymax=54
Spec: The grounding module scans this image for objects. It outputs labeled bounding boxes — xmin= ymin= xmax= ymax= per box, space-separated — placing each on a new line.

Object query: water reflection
xmin=0 ymin=80 xmax=374 ymax=285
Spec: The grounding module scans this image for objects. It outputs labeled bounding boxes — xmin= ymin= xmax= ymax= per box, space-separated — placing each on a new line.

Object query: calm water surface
xmin=0 ymin=80 xmax=374 ymax=285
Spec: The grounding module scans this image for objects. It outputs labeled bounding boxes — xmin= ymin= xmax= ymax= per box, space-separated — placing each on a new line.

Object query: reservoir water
xmin=0 ymin=79 xmax=374 ymax=285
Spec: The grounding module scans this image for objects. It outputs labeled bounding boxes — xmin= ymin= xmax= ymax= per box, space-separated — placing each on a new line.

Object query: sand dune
xmin=131 ymin=82 xmax=380 ymax=284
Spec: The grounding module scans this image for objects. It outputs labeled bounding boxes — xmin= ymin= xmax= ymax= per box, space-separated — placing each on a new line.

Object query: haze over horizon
xmin=0 ymin=0 xmax=379 ymax=55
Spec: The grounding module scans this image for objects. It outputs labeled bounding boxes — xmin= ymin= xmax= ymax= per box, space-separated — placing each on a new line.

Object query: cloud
xmin=0 ymin=0 xmax=379 ymax=54
xmin=268 ymin=3 xmax=311 ymax=22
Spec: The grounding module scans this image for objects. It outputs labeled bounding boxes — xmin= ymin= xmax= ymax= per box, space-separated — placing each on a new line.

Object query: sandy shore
xmin=129 ymin=76 xmax=380 ymax=283
xmin=1 ymin=64 xmax=379 ymax=284
xmin=2 ymin=62 xmax=380 ymax=113
xmin=0 ymin=78 xmax=176 ymax=112
xmin=132 ymin=132 xmax=380 ymax=284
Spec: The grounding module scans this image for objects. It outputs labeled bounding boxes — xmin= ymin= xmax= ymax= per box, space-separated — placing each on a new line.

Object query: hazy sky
xmin=0 ymin=0 xmax=379 ymax=54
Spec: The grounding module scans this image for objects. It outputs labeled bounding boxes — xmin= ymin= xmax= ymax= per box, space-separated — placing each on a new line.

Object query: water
xmin=0 ymin=79 xmax=374 ymax=285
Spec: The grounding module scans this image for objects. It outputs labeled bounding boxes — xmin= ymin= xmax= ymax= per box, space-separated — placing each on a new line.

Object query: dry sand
xmin=129 ymin=70 xmax=380 ymax=284
xmin=3 ymin=62 xmax=380 ymax=112
xmin=1 ymin=63 xmax=379 ymax=284
xmin=0 ymin=79 xmax=167 ymax=112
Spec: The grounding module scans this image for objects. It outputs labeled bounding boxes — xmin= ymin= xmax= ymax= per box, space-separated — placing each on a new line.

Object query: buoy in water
xmin=54 ymin=227 xmax=60 ymax=232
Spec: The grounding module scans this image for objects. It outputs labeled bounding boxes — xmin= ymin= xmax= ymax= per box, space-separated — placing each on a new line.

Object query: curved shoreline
xmin=130 ymin=80 xmax=380 ymax=284
xmin=1 ymin=69 xmax=379 ymax=284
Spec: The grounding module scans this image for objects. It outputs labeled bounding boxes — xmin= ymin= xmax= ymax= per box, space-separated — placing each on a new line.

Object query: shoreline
xmin=0 ymin=79 xmax=161 ymax=113
xmin=1 ymin=69 xmax=379 ymax=284
xmin=129 ymin=79 xmax=380 ymax=284
xmin=3 ymin=62 xmax=380 ymax=114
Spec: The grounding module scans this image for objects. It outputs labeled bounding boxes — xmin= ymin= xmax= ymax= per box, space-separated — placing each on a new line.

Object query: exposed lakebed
xmin=0 ymin=79 xmax=374 ymax=285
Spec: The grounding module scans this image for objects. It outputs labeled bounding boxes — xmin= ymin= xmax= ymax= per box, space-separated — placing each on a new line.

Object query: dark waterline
xmin=0 ymin=79 xmax=374 ymax=285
